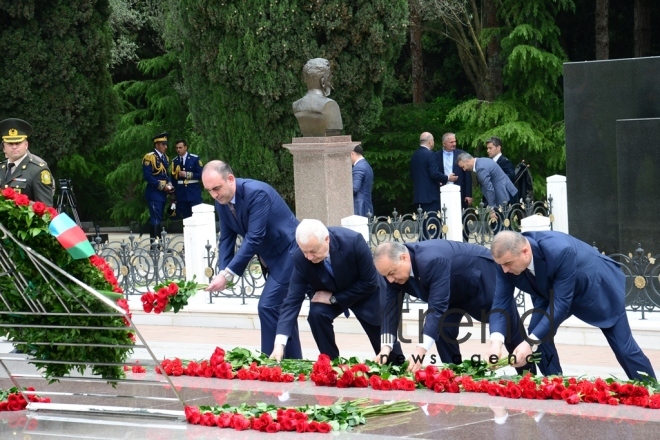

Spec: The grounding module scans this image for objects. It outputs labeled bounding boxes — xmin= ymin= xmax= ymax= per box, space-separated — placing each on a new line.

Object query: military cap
xmin=153 ymin=132 xmax=168 ymax=144
xmin=0 ymin=118 xmax=32 ymax=143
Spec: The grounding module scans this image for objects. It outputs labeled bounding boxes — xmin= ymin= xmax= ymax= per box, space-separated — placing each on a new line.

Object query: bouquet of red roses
xmin=140 ymin=277 xmax=205 ymax=314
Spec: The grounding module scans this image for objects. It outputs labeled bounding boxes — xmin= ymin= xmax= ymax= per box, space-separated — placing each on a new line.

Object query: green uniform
xmin=0 ymin=152 xmax=55 ymax=206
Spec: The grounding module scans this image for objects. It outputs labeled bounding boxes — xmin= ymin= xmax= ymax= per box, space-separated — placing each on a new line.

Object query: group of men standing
xmin=198 ymin=159 xmax=655 ymax=381
xmin=142 ymin=133 xmax=204 ymax=241
xmin=411 ymin=132 xmax=519 ymax=215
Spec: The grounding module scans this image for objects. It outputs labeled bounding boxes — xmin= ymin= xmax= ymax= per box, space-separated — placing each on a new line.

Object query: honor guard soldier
xmin=171 ymin=139 xmax=203 ymax=219
xmin=0 ymin=118 xmax=55 ymax=206
xmin=143 ymin=132 xmax=174 ymax=241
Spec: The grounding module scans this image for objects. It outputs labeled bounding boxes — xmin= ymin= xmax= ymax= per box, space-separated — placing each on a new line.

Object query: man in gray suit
xmin=457 ymin=153 xmax=517 ymax=208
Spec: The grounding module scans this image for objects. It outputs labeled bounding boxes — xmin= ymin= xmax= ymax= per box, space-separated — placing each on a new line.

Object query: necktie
xmin=228 ymin=202 xmax=237 ymax=219
xmin=323 ymin=258 xmax=334 ymax=277
xmin=524 ymin=269 xmax=540 ymax=295
xmin=5 ymin=162 xmax=15 ymax=182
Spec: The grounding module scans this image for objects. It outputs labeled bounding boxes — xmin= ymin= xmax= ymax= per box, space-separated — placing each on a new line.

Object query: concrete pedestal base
xmin=283 ymin=135 xmax=358 ymax=226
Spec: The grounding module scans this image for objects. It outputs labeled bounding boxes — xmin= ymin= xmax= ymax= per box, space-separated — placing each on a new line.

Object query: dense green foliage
xmin=0 ymin=1 xmax=118 ymax=165
xmin=168 ymin=0 xmax=409 ymax=202
xmin=445 ymin=0 xmax=573 ymax=200
xmin=104 ymin=53 xmax=192 ymax=224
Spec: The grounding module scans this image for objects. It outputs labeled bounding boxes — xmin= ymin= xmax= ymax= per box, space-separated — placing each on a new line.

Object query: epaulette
xmin=190 ymin=154 xmax=199 ymax=157
xmin=143 ymin=152 xmax=156 ymax=159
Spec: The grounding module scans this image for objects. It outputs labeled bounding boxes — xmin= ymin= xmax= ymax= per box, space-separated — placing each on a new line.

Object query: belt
xmin=177 ymin=180 xmax=199 ymax=184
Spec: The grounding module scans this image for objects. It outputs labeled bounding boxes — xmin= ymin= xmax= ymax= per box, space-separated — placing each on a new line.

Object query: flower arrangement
xmin=0 ymin=188 xmax=134 ymax=380
xmin=185 ymin=398 xmax=417 ymax=433
xmin=0 ymin=387 xmax=51 ymax=412
xmin=140 ymin=278 xmax=203 ymax=314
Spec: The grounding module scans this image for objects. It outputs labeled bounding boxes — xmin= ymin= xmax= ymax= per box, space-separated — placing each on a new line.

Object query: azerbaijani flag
xmin=48 ymin=213 xmax=95 ymax=259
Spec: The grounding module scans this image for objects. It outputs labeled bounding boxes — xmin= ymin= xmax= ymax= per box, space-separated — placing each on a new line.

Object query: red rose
xmin=281 ymin=417 xmax=296 ymax=431
xmin=46 ymin=207 xmax=58 ymax=218
xmin=31 ymin=201 xmax=46 ymax=216
xmin=217 ymin=413 xmax=232 ymax=428
xmin=266 ymin=422 xmax=281 ymax=433
xmin=380 ymin=379 xmax=393 ymax=391
xmin=565 ymin=394 xmax=580 ymax=405
xmin=307 ymin=421 xmax=320 ymax=432
xmin=354 ymin=376 xmax=369 ymax=388
xmin=167 ymin=282 xmax=179 ymax=295
xmin=184 ymin=406 xmax=201 ymax=424
xmin=649 ymin=394 xmax=660 ymax=409
xmin=231 ymin=414 xmax=251 ymax=431
xmin=608 ymin=397 xmax=620 ymax=406
xmin=1 ymin=187 xmax=16 ymax=199
xmin=14 ymin=194 xmax=30 ymax=206
xmin=317 ymin=422 xmax=332 ymax=433
xmin=296 ymin=421 xmax=309 ymax=433
xmin=201 ymin=412 xmax=217 ymax=426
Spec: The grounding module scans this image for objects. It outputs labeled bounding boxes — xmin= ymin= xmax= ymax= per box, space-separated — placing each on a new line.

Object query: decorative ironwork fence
xmin=89 ymin=200 xmax=660 ymax=314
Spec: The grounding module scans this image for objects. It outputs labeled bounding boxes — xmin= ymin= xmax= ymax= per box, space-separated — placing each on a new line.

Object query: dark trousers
xmin=307 ymin=302 xmax=404 ymax=362
xmin=601 ymin=311 xmax=656 ymax=380
xmin=176 ymin=200 xmax=202 ymax=219
xmin=147 ymin=199 xmax=165 ymax=226
xmin=259 ymin=275 xmax=302 ymax=359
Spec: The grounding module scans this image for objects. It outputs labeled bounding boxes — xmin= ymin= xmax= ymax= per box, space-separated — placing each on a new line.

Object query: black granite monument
xmin=564 ymin=57 xmax=660 ymax=254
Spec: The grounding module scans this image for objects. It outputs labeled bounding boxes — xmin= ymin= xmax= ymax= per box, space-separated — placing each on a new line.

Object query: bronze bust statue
xmin=293 ymin=58 xmax=343 ymax=137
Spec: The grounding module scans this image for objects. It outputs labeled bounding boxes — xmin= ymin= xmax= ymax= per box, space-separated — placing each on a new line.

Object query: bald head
xmin=420 ymin=132 xmax=435 ymax=150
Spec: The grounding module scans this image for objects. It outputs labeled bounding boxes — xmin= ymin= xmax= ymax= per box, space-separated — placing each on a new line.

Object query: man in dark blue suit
xmin=488 ymin=231 xmax=656 ymax=380
xmin=485 ymin=137 xmax=517 ymax=205
xmin=171 ymin=139 xmax=203 ymax=219
xmin=202 ymin=160 xmax=302 ymax=359
xmin=438 ymin=132 xmax=473 ymax=209
xmin=351 ymin=145 xmax=374 ymax=217
xmin=270 ymin=219 xmax=403 ymax=362
xmin=373 ymin=240 xmax=532 ymax=373
xmin=143 ymin=132 xmax=174 ymax=241
xmin=457 ymin=153 xmax=517 ymax=208
xmin=410 ymin=132 xmax=447 ymax=213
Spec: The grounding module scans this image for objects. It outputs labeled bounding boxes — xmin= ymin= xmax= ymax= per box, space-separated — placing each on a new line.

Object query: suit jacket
xmin=475 ymin=157 xmax=517 ymax=207
xmin=437 ymin=148 xmax=473 ymax=207
xmin=496 ymin=155 xmax=515 ymax=183
xmin=0 ymin=152 xmax=54 ymax=206
xmin=381 ymin=240 xmax=498 ymax=341
xmin=410 ymin=146 xmax=446 ymax=206
xmin=171 ymin=153 xmax=203 ymax=203
xmin=217 ymin=178 xmax=299 ymax=283
xmin=143 ymin=150 xmax=172 ymax=202
xmin=490 ymin=231 xmax=626 ymax=343
xmin=276 ymin=227 xmax=381 ymax=337
xmin=352 ymin=158 xmax=374 ymax=216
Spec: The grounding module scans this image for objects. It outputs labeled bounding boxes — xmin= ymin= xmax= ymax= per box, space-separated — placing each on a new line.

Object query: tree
xmin=595 ymin=0 xmax=609 ymax=60
xmin=634 ymin=0 xmax=651 ymax=57
xmin=410 ymin=0 xmax=425 ymax=104
xmin=0 ymin=1 xmax=118 ymax=164
xmin=167 ymin=0 xmax=408 ymax=202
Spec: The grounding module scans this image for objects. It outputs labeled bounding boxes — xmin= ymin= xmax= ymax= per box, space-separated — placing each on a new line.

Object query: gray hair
xmin=202 ymin=160 xmax=234 ymax=179
xmin=296 ymin=219 xmax=329 ymax=245
xmin=491 ymin=231 xmax=527 ymax=259
xmin=373 ymin=242 xmax=409 ymax=263
xmin=457 ymin=152 xmax=473 ymax=163
xmin=441 ymin=132 xmax=455 ymax=143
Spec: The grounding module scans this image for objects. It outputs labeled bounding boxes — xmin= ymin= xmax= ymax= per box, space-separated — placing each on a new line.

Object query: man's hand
xmin=448 ymin=173 xmax=458 ymax=182
xmin=311 ymin=290 xmax=333 ymax=304
xmin=511 ymin=341 xmax=533 ymax=367
xmin=407 ymin=346 xmax=427 ymax=373
xmin=269 ymin=344 xmax=285 ymax=362
xmin=485 ymin=340 xmax=503 ymax=367
xmin=374 ymin=345 xmax=392 ymax=365
xmin=465 ymin=197 xmax=473 ymax=206
xmin=178 ymin=170 xmax=187 ymax=178
xmin=205 ymin=273 xmax=228 ymax=292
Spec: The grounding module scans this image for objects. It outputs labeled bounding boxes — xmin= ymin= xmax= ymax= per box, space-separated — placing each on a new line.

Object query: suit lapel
xmin=527 ymin=237 xmax=549 ymax=298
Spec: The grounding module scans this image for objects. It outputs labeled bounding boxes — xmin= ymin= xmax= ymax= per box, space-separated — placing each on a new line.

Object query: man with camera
xmin=0 ymin=118 xmax=54 ymax=206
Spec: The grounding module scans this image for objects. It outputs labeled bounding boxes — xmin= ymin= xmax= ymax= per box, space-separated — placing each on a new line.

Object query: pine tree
xmin=0 ymin=0 xmax=118 ymax=163
xmin=168 ymin=0 xmax=408 ymax=201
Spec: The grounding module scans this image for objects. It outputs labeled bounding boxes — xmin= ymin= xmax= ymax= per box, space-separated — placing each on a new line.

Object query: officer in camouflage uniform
xmin=143 ymin=132 xmax=173 ymax=241
xmin=171 ymin=139 xmax=203 ymax=219
xmin=0 ymin=118 xmax=54 ymax=206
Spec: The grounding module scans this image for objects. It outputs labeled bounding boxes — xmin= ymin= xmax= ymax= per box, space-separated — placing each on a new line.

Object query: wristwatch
xmin=329 ymin=295 xmax=337 ymax=305
xmin=220 ymin=270 xmax=235 ymax=283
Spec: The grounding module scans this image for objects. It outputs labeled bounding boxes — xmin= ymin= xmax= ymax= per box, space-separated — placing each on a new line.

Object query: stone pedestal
xmin=440 ymin=185 xmax=463 ymax=242
xmin=284 ymin=136 xmax=358 ymax=226
xmin=183 ymin=203 xmax=217 ymax=284
xmin=521 ymin=215 xmax=551 ymax=232
xmin=546 ymin=175 xmax=568 ymax=234
xmin=341 ymin=215 xmax=369 ymax=243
